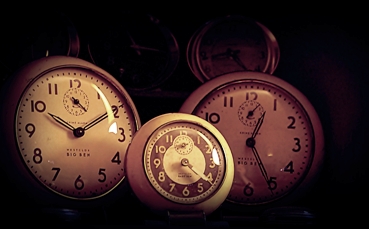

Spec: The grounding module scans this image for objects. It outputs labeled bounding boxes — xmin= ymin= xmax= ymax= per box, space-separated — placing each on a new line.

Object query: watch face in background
xmin=187 ymin=15 xmax=280 ymax=83
xmin=86 ymin=10 xmax=180 ymax=92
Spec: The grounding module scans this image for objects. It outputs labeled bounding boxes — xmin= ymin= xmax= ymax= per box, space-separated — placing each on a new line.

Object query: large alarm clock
xmin=125 ymin=113 xmax=234 ymax=222
xmin=179 ymin=71 xmax=324 ymax=213
xmin=0 ymin=56 xmax=141 ymax=208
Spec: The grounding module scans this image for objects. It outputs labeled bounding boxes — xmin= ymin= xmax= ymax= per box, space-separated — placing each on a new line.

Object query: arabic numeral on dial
xmin=246 ymin=92 xmax=257 ymax=100
xmin=51 ymin=167 xmax=60 ymax=181
xmin=111 ymin=152 xmax=121 ymax=164
xmin=223 ymin=96 xmax=233 ymax=107
xmin=112 ymin=105 xmax=119 ymax=118
xmin=98 ymin=168 xmax=106 ymax=182
xmin=70 ymin=79 xmax=81 ymax=88
xmin=25 ymin=123 xmax=35 ymax=137
xmin=197 ymin=183 xmax=204 ymax=193
xmin=284 ymin=161 xmax=294 ymax=174
xmin=293 ymin=138 xmax=301 ymax=152
xmin=243 ymin=183 xmax=254 ymax=196
xmin=31 ymin=100 xmax=46 ymax=113
xmin=158 ymin=171 xmax=165 ymax=182
xmin=118 ymin=127 xmax=125 ymax=142
xmin=287 ymin=116 xmax=296 ymax=129
xmin=165 ymin=135 xmax=173 ymax=143
xmin=33 ymin=148 xmax=42 ymax=164
xmin=267 ymin=177 xmax=277 ymax=191
xmin=74 ymin=175 xmax=84 ymax=190
xmin=153 ymin=158 xmax=161 ymax=168
xmin=155 ymin=145 xmax=166 ymax=153
xmin=205 ymin=112 xmax=220 ymax=124
xmin=48 ymin=83 xmax=58 ymax=95
xmin=182 ymin=186 xmax=190 ymax=196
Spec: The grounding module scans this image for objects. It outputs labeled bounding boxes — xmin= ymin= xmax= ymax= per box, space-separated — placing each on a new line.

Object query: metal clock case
xmin=179 ymin=71 xmax=324 ymax=211
xmin=0 ymin=56 xmax=141 ymax=208
xmin=187 ymin=15 xmax=280 ymax=83
xmin=125 ymin=113 xmax=234 ymax=217
xmin=87 ymin=11 xmax=180 ymax=92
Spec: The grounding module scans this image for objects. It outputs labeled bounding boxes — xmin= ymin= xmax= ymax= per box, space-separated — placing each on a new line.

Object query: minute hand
xmin=83 ymin=112 xmax=108 ymax=131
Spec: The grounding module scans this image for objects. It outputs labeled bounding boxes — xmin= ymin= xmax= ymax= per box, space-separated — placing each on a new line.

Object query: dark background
xmin=1 ymin=5 xmax=368 ymax=227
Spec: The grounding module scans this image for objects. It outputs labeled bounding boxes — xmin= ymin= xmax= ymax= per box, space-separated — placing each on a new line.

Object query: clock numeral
xmin=166 ymin=135 xmax=173 ymax=143
xmin=205 ymin=112 xmax=220 ymax=124
xmin=284 ymin=161 xmax=294 ymax=174
xmin=155 ymin=145 xmax=166 ymax=154
xmin=111 ymin=152 xmax=121 ymax=165
xmin=197 ymin=183 xmax=204 ymax=193
xmin=74 ymin=175 xmax=84 ymax=190
xmin=209 ymin=158 xmax=216 ymax=168
xmin=118 ymin=127 xmax=126 ymax=142
xmin=98 ymin=168 xmax=106 ymax=182
xmin=112 ymin=105 xmax=119 ymax=118
xmin=25 ymin=123 xmax=35 ymax=137
xmin=33 ymin=148 xmax=42 ymax=164
xmin=207 ymin=172 xmax=213 ymax=182
xmin=169 ymin=183 xmax=175 ymax=192
xmin=180 ymin=130 xmax=188 ymax=135
xmin=51 ymin=167 xmax=60 ymax=181
xmin=292 ymin=138 xmax=301 ymax=152
xmin=31 ymin=100 xmax=46 ymax=113
xmin=182 ymin=186 xmax=190 ymax=196
xmin=246 ymin=92 xmax=258 ymax=100
xmin=70 ymin=79 xmax=81 ymax=88
xmin=48 ymin=83 xmax=58 ymax=95
xmin=223 ymin=96 xmax=233 ymax=107
xmin=243 ymin=183 xmax=254 ymax=196
xmin=267 ymin=177 xmax=277 ymax=191
xmin=287 ymin=116 xmax=296 ymax=129
xmin=153 ymin=158 xmax=161 ymax=168
xmin=158 ymin=171 xmax=165 ymax=182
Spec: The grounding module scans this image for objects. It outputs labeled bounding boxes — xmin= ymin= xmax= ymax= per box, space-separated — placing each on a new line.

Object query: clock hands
xmin=181 ymin=158 xmax=213 ymax=185
xmin=48 ymin=113 xmax=76 ymax=131
xmin=71 ymin=97 xmax=87 ymax=112
xmin=212 ymin=48 xmax=248 ymax=70
xmin=246 ymin=111 xmax=273 ymax=193
xmin=48 ymin=106 xmax=117 ymax=137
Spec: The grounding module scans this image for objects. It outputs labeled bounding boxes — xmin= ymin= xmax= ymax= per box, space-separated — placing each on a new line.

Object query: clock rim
xmin=179 ymin=71 xmax=325 ymax=212
xmin=0 ymin=55 xmax=141 ymax=209
xmin=125 ymin=112 xmax=234 ymax=216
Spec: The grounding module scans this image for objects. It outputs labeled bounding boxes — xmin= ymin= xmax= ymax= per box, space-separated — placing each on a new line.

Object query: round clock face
xmin=87 ymin=10 xmax=179 ymax=91
xmin=0 ymin=56 xmax=141 ymax=202
xmin=145 ymin=122 xmax=226 ymax=204
xmin=125 ymin=113 xmax=234 ymax=215
xmin=179 ymin=72 xmax=324 ymax=207
xmin=187 ymin=15 xmax=280 ymax=83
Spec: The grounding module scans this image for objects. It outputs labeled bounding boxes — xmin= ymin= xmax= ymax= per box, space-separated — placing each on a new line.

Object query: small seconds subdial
xmin=63 ymin=88 xmax=89 ymax=116
xmin=238 ymin=100 xmax=265 ymax=127
xmin=174 ymin=134 xmax=194 ymax=155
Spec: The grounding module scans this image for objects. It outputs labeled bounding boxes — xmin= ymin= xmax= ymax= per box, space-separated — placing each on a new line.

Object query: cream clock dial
xmin=180 ymin=71 xmax=324 ymax=209
xmin=0 ymin=56 xmax=141 ymax=206
xmin=125 ymin=113 xmax=234 ymax=216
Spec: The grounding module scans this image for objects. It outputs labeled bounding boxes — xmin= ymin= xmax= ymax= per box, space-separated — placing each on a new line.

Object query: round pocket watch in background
xmin=179 ymin=71 xmax=324 ymax=213
xmin=0 ymin=56 xmax=141 ymax=208
xmin=87 ymin=10 xmax=180 ymax=92
xmin=0 ymin=10 xmax=80 ymax=87
xmin=125 ymin=113 xmax=234 ymax=219
xmin=187 ymin=15 xmax=280 ymax=83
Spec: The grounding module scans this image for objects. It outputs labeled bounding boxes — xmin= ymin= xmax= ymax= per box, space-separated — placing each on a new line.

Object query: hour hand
xmin=48 ymin=113 xmax=75 ymax=131
xmin=181 ymin=158 xmax=213 ymax=184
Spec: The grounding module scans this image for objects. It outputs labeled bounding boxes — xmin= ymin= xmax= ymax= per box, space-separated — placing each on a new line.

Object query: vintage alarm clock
xmin=187 ymin=15 xmax=280 ymax=83
xmin=125 ymin=113 xmax=234 ymax=224
xmin=0 ymin=56 xmax=141 ymax=209
xmin=179 ymin=71 xmax=324 ymax=213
